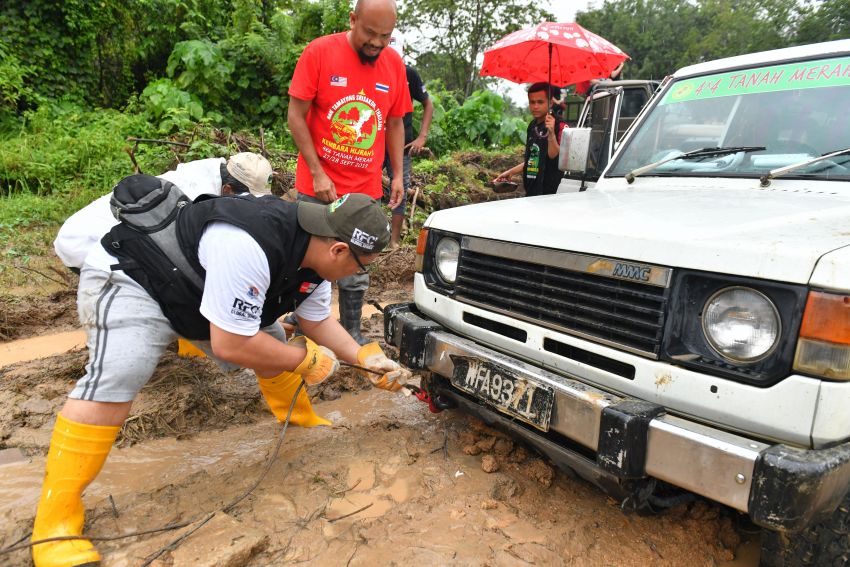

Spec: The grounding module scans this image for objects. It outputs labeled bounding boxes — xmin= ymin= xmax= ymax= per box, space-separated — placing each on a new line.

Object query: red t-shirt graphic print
xmin=289 ymin=32 xmax=412 ymax=199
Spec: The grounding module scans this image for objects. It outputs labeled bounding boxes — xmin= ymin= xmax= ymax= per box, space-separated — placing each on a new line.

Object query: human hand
xmin=493 ymin=171 xmax=513 ymax=184
xmin=357 ymin=342 xmax=411 ymax=392
xmin=388 ymin=176 xmax=404 ymax=210
xmin=611 ymin=61 xmax=624 ymax=78
xmin=290 ymin=336 xmax=339 ymax=385
xmin=405 ymin=136 xmax=427 ymax=156
xmin=545 ymin=114 xmax=556 ymax=136
xmin=313 ymin=171 xmax=337 ymax=203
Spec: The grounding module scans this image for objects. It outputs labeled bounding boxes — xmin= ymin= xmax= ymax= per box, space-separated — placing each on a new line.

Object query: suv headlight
xmin=702 ymin=287 xmax=781 ymax=362
xmin=434 ymin=237 xmax=460 ymax=284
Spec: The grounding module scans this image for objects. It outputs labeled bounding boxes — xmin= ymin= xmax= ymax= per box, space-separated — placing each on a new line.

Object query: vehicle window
xmin=585 ymin=94 xmax=615 ymax=178
xmin=616 ymin=88 xmax=650 ymax=141
xmin=621 ymin=88 xmax=649 ymax=119
xmin=607 ymin=56 xmax=850 ymax=180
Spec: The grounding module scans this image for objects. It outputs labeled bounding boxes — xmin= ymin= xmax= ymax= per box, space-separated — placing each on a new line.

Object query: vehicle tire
xmin=760 ymin=490 xmax=850 ymax=567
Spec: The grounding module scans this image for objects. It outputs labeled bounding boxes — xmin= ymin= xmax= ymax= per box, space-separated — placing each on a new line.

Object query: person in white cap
xmin=54 ymin=153 xmax=273 ymax=272
xmin=32 ymin=186 xmax=410 ymax=567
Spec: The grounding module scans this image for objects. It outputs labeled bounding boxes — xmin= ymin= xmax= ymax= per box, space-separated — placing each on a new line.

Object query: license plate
xmin=451 ymin=358 xmax=554 ymax=431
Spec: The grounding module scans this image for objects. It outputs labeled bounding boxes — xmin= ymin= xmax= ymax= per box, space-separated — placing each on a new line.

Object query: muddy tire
xmin=760 ymin=491 xmax=850 ymax=567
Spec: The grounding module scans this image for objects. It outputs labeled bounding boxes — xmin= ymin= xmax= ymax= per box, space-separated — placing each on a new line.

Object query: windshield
xmin=607 ymin=56 xmax=850 ymax=181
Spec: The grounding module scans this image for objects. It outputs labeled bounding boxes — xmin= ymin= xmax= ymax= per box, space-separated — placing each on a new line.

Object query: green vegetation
xmin=575 ymin=0 xmax=850 ymax=81
xmin=399 ymin=0 xmax=554 ymax=96
xmin=0 ymin=0 xmax=847 ymax=291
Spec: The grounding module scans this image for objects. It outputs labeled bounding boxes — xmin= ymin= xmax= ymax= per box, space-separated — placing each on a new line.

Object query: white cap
xmin=388 ymin=33 xmax=404 ymax=59
xmin=226 ymin=153 xmax=273 ymax=196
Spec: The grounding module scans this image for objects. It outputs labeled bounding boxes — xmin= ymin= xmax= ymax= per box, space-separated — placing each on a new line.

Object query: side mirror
xmin=558 ymin=128 xmax=591 ymax=172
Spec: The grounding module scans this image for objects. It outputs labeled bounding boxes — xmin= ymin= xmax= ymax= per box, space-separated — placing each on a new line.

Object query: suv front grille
xmin=455 ymin=247 xmax=670 ymax=356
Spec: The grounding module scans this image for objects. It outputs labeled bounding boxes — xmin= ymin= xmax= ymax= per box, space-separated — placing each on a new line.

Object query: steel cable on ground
xmin=0 ymin=381 xmax=306 ymax=563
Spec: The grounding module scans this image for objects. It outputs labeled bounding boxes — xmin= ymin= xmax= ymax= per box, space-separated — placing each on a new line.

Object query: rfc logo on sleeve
xmin=231 ymin=298 xmax=261 ymax=320
xmin=299 ymin=282 xmax=318 ymax=294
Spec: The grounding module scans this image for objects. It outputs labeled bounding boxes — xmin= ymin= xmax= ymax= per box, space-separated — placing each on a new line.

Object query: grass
xmin=0 ymin=103 xmax=521 ymax=292
xmin=0 ymin=104 xmax=175 ymax=291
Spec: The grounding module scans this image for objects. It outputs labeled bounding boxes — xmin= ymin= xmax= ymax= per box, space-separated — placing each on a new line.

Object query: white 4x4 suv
xmin=385 ymin=40 xmax=850 ymax=566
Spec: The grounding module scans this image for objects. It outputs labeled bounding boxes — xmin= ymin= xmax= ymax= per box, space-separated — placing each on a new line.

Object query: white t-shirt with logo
xmin=197 ymin=222 xmax=331 ymax=335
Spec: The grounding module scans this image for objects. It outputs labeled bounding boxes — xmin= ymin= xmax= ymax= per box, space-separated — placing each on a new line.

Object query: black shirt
xmin=402 ymin=65 xmax=430 ymax=144
xmin=523 ymin=118 xmax=565 ymax=197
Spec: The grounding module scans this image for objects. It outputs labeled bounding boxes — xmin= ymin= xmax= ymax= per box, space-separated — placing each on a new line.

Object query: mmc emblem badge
xmin=612 ymin=262 xmax=652 ymax=282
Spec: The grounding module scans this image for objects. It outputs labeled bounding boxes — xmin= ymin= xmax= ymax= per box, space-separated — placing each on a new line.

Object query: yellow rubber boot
xmin=32 ymin=414 xmax=119 ymax=567
xmin=257 ymin=371 xmax=331 ymax=428
xmin=177 ymin=338 xmax=207 ymax=359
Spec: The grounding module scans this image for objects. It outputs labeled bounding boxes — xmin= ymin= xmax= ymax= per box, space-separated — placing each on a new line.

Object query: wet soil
xmin=0 ymin=244 xmax=761 ymax=567
xmin=0 ymin=287 xmax=78 ymax=341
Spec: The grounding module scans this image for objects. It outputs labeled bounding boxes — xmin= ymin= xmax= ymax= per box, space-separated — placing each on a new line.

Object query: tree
xmin=576 ymin=0 xmax=804 ymax=81
xmin=398 ymin=0 xmax=554 ymax=96
xmin=796 ymin=0 xmax=850 ymax=44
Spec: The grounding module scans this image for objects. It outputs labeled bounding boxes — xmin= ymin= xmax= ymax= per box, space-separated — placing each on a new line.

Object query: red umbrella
xmin=480 ymin=22 xmax=629 ymax=86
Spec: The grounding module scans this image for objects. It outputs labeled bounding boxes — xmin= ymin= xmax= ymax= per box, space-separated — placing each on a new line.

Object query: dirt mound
xmin=0 ymin=347 xmax=265 ymax=452
xmin=0 ymin=288 xmax=78 ymax=341
xmin=0 ymin=341 xmax=399 ymax=455
xmin=408 ymin=148 xmax=527 ymax=214
xmin=368 ymin=247 xmax=416 ymax=291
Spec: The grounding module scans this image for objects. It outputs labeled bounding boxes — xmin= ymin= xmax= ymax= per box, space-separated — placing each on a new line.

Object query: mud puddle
xmin=0 ymin=245 xmax=760 ymax=566
xmin=1 ymin=389 xmax=759 ymax=566
xmin=0 ymin=330 xmax=86 ymax=367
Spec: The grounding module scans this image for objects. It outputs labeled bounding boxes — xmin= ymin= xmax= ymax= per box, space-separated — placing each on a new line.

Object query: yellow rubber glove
xmin=357 ymin=342 xmax=411 ymax=392
xmin=290 ymin=336 xmax=339 ymax=385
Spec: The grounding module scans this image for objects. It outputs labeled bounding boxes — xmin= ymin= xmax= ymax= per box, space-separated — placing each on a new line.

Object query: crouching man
xmin=31 ymin=177 xmax=409 ymax=567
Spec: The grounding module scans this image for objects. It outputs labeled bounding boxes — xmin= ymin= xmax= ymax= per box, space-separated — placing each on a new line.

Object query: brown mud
xmin=0 ymin=244 xmax=760 ymax=566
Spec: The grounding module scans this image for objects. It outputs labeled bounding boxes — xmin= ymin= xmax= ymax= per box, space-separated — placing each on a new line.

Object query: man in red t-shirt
xmin=288 ymin=0 xmax=412 ymax=344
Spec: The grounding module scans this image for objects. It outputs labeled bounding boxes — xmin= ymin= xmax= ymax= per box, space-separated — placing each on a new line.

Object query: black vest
xmin=102 ymin=195 xmax=324 ymax=340
xmin=523 ymin=118 xmax=565 ymax=197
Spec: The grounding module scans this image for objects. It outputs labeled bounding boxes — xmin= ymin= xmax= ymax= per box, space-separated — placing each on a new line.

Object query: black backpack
xmin=104 ymin=174 xmax=205 ymax=290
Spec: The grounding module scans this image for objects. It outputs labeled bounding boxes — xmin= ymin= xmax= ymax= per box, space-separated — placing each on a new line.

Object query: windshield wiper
xmin=625 ymin=146 xmax=766 ymax=184
xmin=760 ymin=147 xmax=850 ymax=187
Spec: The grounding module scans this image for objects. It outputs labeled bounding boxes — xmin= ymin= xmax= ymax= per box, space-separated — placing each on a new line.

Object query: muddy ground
xmin=0 ymin=247 xmax=761 ymax=566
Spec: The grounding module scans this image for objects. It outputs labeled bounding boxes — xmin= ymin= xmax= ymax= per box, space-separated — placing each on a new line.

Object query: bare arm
xmin=386 ymin=116 xmax=405 ymax=208
xmin=287 ymin=96 xmax=336 ymax=202
xmin=298 ymin=316 xmax=360 ymax=364
xmin=406 ymin=97 xmax=434 ymax=155
xmin=210 ymin=323 xmax=307 ymax=378
xmin=545 ymin=114 xmax=559 ymax=159
xmin=494 ymin=162 xmax=524 ymax=183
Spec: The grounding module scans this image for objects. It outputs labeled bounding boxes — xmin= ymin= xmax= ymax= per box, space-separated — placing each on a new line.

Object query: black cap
xmin=297 ymin=193 xmax=391 ymax=255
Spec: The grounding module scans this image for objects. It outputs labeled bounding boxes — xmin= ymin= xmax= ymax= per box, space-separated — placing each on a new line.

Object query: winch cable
xmin=0 ymin=380 xmax=307 ymax=563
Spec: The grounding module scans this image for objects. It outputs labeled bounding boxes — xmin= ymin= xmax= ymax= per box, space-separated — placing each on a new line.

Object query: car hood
xmin=426 ymin=180 xmax=850 ymax=284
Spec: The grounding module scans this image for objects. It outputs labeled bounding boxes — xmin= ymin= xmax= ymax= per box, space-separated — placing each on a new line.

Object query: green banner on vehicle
xmin=660 ymin=56 xmax=850 ymax=105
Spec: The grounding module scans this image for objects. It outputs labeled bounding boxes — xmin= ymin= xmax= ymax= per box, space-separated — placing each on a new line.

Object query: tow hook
xmin=405 ymin=385 xmax=450 ymax=414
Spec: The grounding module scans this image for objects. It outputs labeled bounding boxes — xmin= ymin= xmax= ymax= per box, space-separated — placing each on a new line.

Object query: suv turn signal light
xmin=794 ymin=291 xmax=850 ymax=380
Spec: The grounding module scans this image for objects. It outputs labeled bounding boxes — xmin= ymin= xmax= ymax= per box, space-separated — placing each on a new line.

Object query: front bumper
xmin=386 ymin=303 xmax=850 ymax=531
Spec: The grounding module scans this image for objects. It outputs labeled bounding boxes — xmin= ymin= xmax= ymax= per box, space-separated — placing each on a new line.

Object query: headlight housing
xmin=662 ymin=272 xmax=807 ymax=387
xmin=434 ymin=237 xmax=460 ymax=284
xmin=702 ymin=287 xmax=781 ymax=362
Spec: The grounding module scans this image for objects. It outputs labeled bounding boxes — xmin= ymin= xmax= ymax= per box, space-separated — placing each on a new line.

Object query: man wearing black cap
xmin=30 ymin=180 xmax=408 ymax=567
